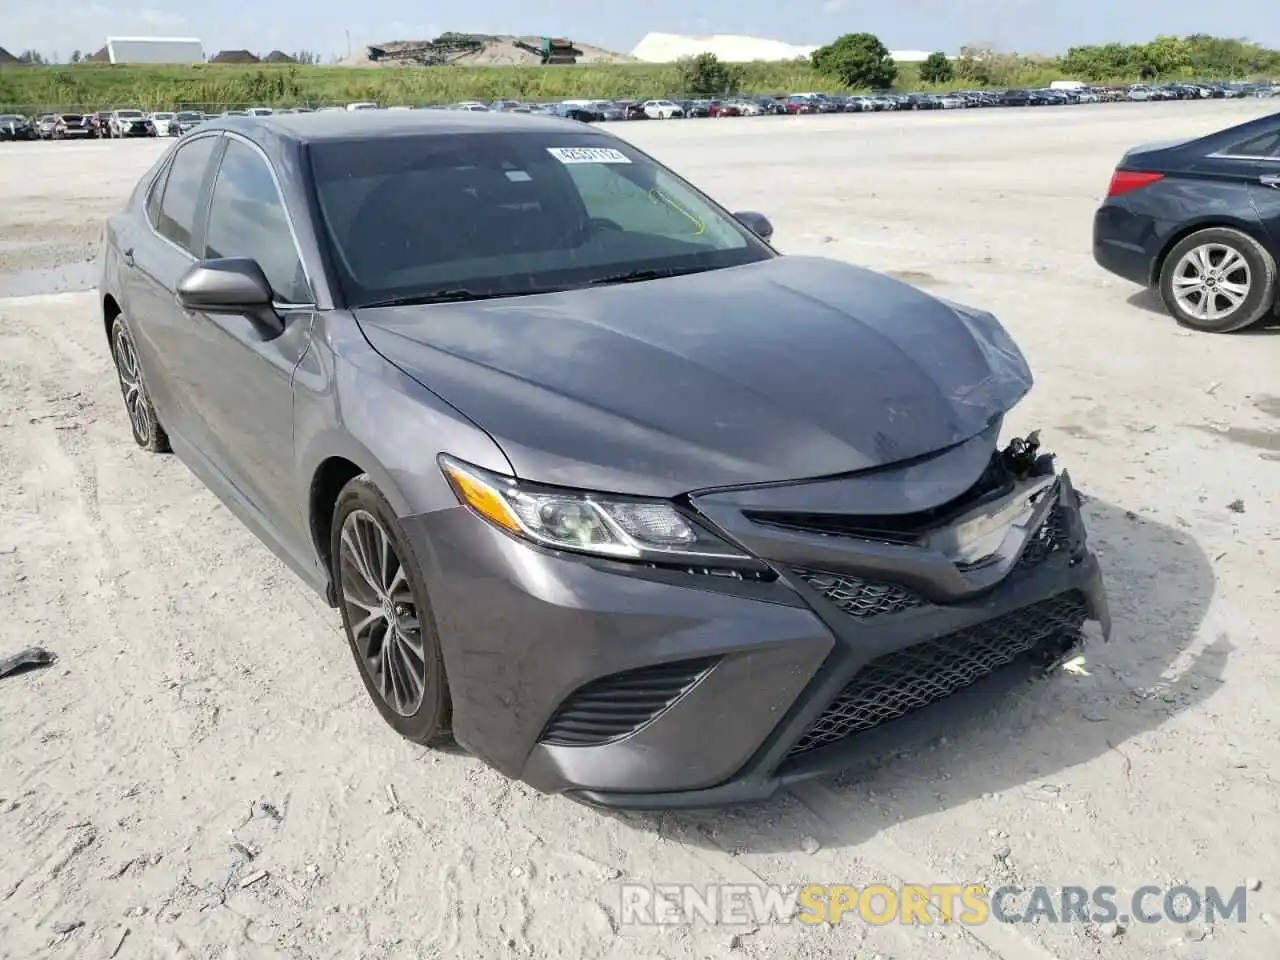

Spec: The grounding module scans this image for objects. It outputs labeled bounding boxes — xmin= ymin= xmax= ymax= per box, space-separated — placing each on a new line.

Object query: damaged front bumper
xmin=567 ymin=427 xmax=1109 ymax=809
xmin=411 ymin=425 xmax=1109 ymax=810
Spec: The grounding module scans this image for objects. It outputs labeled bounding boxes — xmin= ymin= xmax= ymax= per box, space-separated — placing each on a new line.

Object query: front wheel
xmin=332 ymin=476 xmax=452 ymax=744
xmin=1158 ymin=227 xmax=1277 ymax=333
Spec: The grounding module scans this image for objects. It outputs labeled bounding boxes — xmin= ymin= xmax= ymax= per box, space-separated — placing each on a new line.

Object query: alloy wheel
xmin=338 ymin=509 xmax=427 ymax=717
xmin=1170 ymin=243 xmax=1252 ymax=322
xmin=112 ymin=325 xmax=153 ymax=443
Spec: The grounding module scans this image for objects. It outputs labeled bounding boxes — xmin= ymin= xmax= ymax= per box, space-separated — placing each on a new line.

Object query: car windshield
xmin=0 ymin=115 xmax=18 ymax=122
xmin=177 ymin=112 xmax=201 ymax=120
xmin=308 ymin=131 xmax=773 ymax=307
xmin=118 ymin=110 xmax=143 ymax=118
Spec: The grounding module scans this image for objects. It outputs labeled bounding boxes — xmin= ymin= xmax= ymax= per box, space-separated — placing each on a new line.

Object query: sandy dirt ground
xmin=1 ymin=101 xmax=1279 ymax=960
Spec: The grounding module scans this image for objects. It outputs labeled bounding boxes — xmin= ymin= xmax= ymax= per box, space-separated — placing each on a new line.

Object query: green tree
xmin=1141 ymin=35 xmax=1191 ymax=77
xmin=69 ymin=50 xmax=82 ymax=63
xmin=676 ymin=52 xmax=741 ymax=97
xmin=18 ymin=49 xmax=47 ymax=65
xmin=918 ymin=52 xmax=954 ymax=84
xmin=810 ymin=33 xmax=898 ymax=89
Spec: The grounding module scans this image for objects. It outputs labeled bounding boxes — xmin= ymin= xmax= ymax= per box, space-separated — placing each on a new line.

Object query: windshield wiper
xmin=360 ymin=287 xmax=571 ymax=308
xmin=360 ymin=290 xmax=500 ymax=307
xmin=586 ymin=266 xmax=715 ymax=286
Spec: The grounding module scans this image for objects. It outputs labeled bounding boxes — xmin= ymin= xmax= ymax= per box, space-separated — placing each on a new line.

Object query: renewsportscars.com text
xmin=619 ymin=883 xmax=1250 ymax=927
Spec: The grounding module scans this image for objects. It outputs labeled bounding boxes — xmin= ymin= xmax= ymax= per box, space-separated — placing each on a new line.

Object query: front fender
xmin=293 ymin=312 xmax=513 ymax=536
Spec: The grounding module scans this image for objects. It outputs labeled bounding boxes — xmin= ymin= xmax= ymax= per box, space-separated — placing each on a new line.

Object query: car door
xmin=121 ymin=132 xmax=222 ymax=447
xmin=180 ymin=134 xmax=317 ymax=552
xmin=1203 ymin=123 xmax=1280 ymax=250
xmin=1237 ymin=128 xmax=1280 ymax=249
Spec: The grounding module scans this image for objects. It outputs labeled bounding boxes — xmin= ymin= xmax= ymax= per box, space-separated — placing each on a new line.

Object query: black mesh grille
xmin=791 ymin=568 xmax=926 ymax=619
xmin=539 ymin=657 xmax=719 ymax=746
xmin=785 ymin=591 xmax=1088 ymax=759
xmin=1015 ymin=505 xmax=1071 ymax=570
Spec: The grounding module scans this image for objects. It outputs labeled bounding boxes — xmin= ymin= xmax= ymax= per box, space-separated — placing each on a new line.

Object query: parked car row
xmin=5 ymin=81 xmax=1278 ymax=144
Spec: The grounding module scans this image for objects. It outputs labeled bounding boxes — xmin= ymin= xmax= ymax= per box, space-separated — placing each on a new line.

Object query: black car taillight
xmin=1107 ymin=169 xmax=1164 ymax=198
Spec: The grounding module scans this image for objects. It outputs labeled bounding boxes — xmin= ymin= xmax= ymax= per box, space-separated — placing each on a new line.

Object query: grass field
xmin=0 ymin=60 xmax=1089 ymax=113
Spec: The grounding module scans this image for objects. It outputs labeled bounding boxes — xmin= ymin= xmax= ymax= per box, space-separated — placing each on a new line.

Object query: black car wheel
xmin=332 ymin=476 xmax=451 ymax=744
xmin=1158 ymin=227 xmax=1277 ymax=333
xmin=110 ymin=314 xmax=170 ymax=452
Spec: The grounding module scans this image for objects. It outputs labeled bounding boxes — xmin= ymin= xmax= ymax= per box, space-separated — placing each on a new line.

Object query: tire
xmin=1158 ymin=227 xmax=1277 ymax=333
xmin=109 ymin=314 xmax=170 ymax=453
xmin=331 ymin=475 xmax=452 ymax=745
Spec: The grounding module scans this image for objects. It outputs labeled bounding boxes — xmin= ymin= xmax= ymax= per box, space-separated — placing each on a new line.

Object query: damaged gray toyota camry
xmin=99 ymin=110 xmax=1109 ymax=809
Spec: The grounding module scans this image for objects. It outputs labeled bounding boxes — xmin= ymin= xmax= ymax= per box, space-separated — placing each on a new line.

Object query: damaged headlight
xmin=439 ymin=455 xmax=754 ymax=565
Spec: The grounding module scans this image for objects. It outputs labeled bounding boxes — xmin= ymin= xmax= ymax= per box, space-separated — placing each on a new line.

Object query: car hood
xmin=353 ymin=256 xmax=1032 ymax=498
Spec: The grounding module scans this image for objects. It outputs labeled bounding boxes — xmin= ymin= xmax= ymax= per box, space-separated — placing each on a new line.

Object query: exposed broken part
xmin=747 ymin=431 xmax=1059 ymax=547
xmin=1000 ymin=429 xmax=1056 ymax=480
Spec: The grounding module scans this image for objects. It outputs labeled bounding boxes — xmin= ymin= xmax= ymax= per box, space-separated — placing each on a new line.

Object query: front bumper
xmin=405 ymin=445 xmax=1109 ymax=810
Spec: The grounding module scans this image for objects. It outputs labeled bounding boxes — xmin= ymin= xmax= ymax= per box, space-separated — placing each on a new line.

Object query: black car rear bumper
xmin=404 ymin=437 xmax=1109 ymax=810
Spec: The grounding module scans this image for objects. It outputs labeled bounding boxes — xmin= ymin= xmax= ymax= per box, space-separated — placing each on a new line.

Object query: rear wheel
xmin=332 ymin=476 xmax=451 ymax=744
xmin=1158 ymin=227 xmax=1277 ymax=333
xmin=109 ymin=314 xmax=170 ymax=453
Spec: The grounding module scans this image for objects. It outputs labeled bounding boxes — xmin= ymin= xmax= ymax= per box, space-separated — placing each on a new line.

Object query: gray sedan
xmin=98 ymin=111 xmax=1109 ymax=808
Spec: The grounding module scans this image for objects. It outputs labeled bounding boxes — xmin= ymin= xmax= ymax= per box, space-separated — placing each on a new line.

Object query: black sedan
xmin=1093 ymin=110 xmax=1280 ymax=332
xmin=99 ymin=111 xmax=1108 ymax=808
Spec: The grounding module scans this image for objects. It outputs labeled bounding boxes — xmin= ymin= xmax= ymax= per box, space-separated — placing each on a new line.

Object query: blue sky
xmin=3 ymin=0 xmax=1277 ymax=62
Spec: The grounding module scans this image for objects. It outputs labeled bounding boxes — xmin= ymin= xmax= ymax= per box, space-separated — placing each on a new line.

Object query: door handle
xmin=1261 ymin=174 xmax=1280 ymax=189
xmin=122 ymin=247 xmax=135 ymax=266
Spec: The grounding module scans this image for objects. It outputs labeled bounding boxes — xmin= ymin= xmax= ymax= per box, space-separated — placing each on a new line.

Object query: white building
xmin=105 ymin=37 xmax=204 ymax=64
xmin=630 ymin=33 xmax=934 ymax=64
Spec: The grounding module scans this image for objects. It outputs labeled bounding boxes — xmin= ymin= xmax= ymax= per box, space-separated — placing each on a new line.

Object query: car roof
xmin=209 ymin=108 xmax=592 ymax=145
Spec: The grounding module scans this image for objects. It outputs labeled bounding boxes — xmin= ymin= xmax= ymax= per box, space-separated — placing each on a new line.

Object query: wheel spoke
xmin=1172 ymin=274 xmax=1202 ymax=288
xmin=340 ymin=526 xmax=380 ymax=597
xmin=1216 ymin=250 xmax=1244 ymax=275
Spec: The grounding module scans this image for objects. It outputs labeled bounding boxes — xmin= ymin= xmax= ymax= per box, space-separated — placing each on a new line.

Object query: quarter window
xmin=203 ymin=139 xmax=309 ymax=303
xmin=154 ymin=135 xmax=218 ymax=251
xmin=1226 ymin=128 xmax=1280 ymax=158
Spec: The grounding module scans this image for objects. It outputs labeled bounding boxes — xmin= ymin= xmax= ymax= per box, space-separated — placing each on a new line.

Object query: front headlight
xmin=439 ymin=455 xmax=754 ymax=565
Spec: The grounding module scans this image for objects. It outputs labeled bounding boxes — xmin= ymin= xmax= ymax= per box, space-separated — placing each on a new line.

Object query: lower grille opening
xmin=539 ymin=657 xmax=720 ymax=747
xmin=785 ymin=590 xmax=1088 ymax=759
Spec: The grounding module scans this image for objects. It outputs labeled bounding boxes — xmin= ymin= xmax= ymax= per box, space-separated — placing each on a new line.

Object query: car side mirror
xmin=734 ymin=210 xmax=774 ymax=241
xmin=175 ymin=258 xmax=284 ymax=338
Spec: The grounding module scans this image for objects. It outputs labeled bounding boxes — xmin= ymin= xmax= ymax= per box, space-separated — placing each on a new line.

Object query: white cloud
xmin=821 ymin=0 xmax=847 ymax=12
xmin=0 ymin=4 xmax=189 ymax=58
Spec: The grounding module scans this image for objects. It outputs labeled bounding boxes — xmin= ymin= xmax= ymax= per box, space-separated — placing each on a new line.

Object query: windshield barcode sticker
xmin=547 ymin=147 xmax=631 ymax=164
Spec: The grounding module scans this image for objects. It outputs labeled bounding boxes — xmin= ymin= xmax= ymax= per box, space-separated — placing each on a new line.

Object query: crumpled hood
xmin=354 ymin=256 xmax=1032 ymax=498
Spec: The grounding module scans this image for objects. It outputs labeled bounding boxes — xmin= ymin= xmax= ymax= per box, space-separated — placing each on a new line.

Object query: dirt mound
xmin=340 ymin=34 xmax=634 ymax=67
xmin=263 ymin=50 xmax=296 ymax=64
xmin=210 ymin=49 xmax=260 ymax=64
xmin=0 ymin=46 xmax=22 ymax=66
